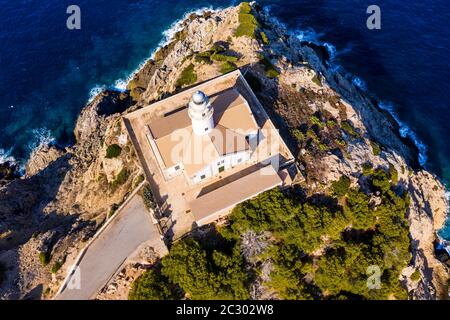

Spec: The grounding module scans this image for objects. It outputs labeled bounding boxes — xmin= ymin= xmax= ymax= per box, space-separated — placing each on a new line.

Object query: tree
xmin=331 ymin=175 xmax=351 ymax=197
xmin=128 ymin=269 xmax=179 ymax=300
xmin=161 ymin=240 xmax=249 ymax=300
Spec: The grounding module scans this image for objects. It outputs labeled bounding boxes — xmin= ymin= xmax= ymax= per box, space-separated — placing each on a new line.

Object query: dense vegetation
xmin=105 ymin=144 xmax=122 ymax=159
xmin=130 ymin=167 xmax=411 ymax=300
xmin=129 ymin=238 xmax=250 ymax=300
xmin=235 ymin=3 xmax=258 ymax=39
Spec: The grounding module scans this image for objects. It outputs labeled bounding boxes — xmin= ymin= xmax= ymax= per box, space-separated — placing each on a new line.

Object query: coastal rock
xmin=25 ymin=144 xmax=64 ymax=177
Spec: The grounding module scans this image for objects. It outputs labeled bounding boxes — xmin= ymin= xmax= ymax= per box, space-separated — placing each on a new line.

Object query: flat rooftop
xmin=123 ymin=70 xmax=295 ymax=238
xmin=190 ymin=164 xmax=282 ymax=224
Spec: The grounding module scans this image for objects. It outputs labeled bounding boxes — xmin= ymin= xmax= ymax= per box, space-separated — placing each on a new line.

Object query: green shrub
xmin=341 ymin=121 xmax=359 ymax=137
xmin=176 ymin=63 xmax=197 ymax=87
xmin=141 ymin=184 xmax=156 ymax=211
xmin=258 ymin=55 xmax=280 ymax=78
xmin=105 ymin=144 xmax=122 ymax=159
xmin=312 ymin=74 xmax=322 ymax=86
xmin=129 ymin=269 xmax=179 ymax=300
xmin=161 ymin=240 xmax=250 ymax=299
xmin=331 ymin=175 xmax=351 ymax=197
xmin=111 ymin=168 xmax=129 ymax=190
xmin=326 ymin=120 xmax=337 ymax=128
xmin=135 ymin=174 xmax=145 ymax=187
xmin=219 ymin=61 xmax=237 ymax=74
xmin=410 ymin=269 xmax=421 ymax=281
xmin=238 ymin=13 xmax=257 ymax=26
xmin=195 ymin=50 xmax=214 ymax=64
xmin=51 ymin=257 xmax=65 ymax=274
xmin=371 ymin=141 xmax=382 ymax=156
xmin=211 ymin=53 xmax=238 ymax=63
xmin=362 ymin=162 xmax=373 ymax=176
xmin=260 ymin=31 xmax=269 ymax=45
xmin=235 ymin=23 xmax=257 ymax=38
xmin=235 ymin=3 xmax=258 ymax=39
xmin=291 ymin=128 xmax=305 ymax=141
xmin=239 ymin=2 xmax=252 ymax=14
xmin=310 ymin=115 xmax=324 ymax=128
xmin=108 ymin=203 xmax=119 ymax=218
xmin=39 ymin=252 xmax=51 ymax=266
xmin=211 ymin=43 xmax=226 ymax=53
xmin=389 ymin=164 xmax=399 ymax=185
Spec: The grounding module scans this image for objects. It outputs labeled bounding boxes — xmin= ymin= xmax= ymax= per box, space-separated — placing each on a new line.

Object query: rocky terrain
xmin=0 ymin=2 xmax=448 ymax=299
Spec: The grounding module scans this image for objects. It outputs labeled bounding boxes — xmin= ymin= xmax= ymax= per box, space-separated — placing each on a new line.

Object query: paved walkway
xmin=56 ymin=194 xmax=166 ymax=300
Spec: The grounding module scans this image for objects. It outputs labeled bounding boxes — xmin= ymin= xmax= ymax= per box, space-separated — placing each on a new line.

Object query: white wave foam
xmin=149 ymin=6 xmax=220 ymax=60
xmin=352 ymin=76 xmax=368 ymax=91
xmin=86 ymin=6 xmax=222 ymax=104
xmin=378 ymin=102 xmax=428 ymax=166
xmin=27 ymin=127 xmax=56 ymax=154
xmin=0 ymin=148 xmax=16 ymax=165
xmin=88 ymin=84 xmax=107 ymax=102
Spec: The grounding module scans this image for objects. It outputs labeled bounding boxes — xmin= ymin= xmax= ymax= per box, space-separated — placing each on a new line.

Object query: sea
xmin=1 ymin=0 xmax=449 ymax=243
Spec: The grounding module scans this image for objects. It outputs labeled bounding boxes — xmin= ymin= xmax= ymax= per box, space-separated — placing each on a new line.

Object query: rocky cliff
xmin=0 ymin=2 xmax=447 ymax=299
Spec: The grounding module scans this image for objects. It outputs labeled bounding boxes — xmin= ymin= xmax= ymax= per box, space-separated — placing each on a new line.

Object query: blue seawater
xmin=1 ymin=0 xmax=449 ymax=240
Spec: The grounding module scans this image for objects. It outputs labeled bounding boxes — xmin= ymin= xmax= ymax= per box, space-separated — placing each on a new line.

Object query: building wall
xmin=190 ymin=150 xmax=251 ymax=184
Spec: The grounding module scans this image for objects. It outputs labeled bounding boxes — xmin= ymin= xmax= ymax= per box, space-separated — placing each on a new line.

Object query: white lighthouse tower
xmin=188 ymin=90 xmax=215 ymax=135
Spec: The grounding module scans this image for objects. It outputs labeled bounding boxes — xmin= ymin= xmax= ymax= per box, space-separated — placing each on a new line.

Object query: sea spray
xmin=378 ymin=102 xmax=428 ymax=166
xmin=27 ymin=127 xmax=56 ymax=154
xmin=88 ymin=84 xmax=108 ymax=103
xmin=111 ymin=6 xmax=222 ymax=97
xmin=0 ymin=148 xmax=16 ymax=165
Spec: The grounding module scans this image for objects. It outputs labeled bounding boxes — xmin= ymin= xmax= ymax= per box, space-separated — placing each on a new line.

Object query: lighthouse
xmin=188 ymin=90 xmax=215 ymax=135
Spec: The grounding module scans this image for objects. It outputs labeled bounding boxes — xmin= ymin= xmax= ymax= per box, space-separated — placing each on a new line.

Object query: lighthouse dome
xmin=192 ymin=91 xmax=206 ymax=104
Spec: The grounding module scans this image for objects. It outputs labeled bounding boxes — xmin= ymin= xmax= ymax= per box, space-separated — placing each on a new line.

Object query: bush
xmin=362 ymin=162 xmax=373 ymax=176
xmin=260 ymin=31 xmax=269 ymax=45
xmin=161 ymin=240 xmax=250 ymax=299
xmin=341 ymin=120 xmax=359 ymax=138
xmin=239 ymin=2 xmax=252 ymax=14
xmin=176 ymin=63 xmax=197 ymax=87
xmin=312 ymin=74 xmax=322 ymax=86
xmin=235 ymin=3 xmax=258 ymax=39
xmin=142 ymin=184 xmax=156 ymax=211
xmin=135 ymin=174 xmax=145 ymax=187
xmin=211 ymin=43 xmax=226 ymax=53
xmin=219 ymin=61 xmax=237 ymax=74
xmin=258 ymin=55 xmax=280 ymax=78
xmin=129 ymin=269 xmax=179 ymax=300
xmin=389 ymin=164 xmax=399 ymax=185
xmin=411 ymin=269 xmax=421 ymax=281
xmin=105 ymin=144 xmax=122 ymax=159
xmin=371 ymin=141 xmax=381 ymax=156
xmin=111 ymin=168 xmax=129 ymax=190
xmin=39 ymin=252 xmax=51 ymax=266
xmin=291 ymin=128 xmax=305 ymax=141
xmin=51 ymin=257 xmax=65 ymax=274
xmin=211 ymin=53 xmax=238 ymax=63
xmin=195 ymin=51 xmax=213 ymax=64
xmin=310 ymin=115 xmax=324 ymax=129
xmin=331 ymin=175 xmax=351 ymax=197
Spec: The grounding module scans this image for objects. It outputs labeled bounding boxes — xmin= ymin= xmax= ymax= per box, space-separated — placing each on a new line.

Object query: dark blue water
xmin=1 ymin=1 xmax=449 ymax=238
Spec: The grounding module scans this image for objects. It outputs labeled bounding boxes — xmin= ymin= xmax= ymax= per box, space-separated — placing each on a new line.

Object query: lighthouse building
xmin=146 ymin=88 xmax=260 ymax=184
